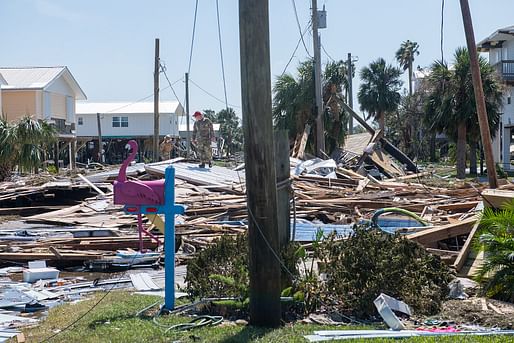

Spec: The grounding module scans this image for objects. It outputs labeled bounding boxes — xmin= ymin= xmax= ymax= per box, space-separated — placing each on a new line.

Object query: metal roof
xmin=76 ymin=101 xmax=184 ymax=115
xmin=477 ymin=25 xmax=514 ymax=51
xmin=0 ymin=66 xmax=86 ymax=99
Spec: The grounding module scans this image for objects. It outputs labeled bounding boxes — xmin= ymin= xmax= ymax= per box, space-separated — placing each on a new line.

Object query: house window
xmin=112 ymin=116 xmax=129 ymax=127
xmin=78 ymin=117 xmax=83 ymax=125
xmin=508 ymin=97 xmax=511 ymax=105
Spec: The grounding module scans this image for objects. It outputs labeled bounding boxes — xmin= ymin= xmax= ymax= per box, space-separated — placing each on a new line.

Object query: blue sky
xmin=1 ymin=0 xmax=514 ymax=121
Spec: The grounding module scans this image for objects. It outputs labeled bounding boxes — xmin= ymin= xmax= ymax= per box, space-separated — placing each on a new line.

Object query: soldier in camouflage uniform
xmin=192 ymin=111 xmax=215 ymax=168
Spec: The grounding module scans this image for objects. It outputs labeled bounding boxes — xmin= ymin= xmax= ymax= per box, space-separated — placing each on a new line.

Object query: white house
xmin=75 ymin=101 xmax=185 ymax=163
xmin=76 ymin=101 xmax=184 ymax=138
xmin=478 ymin=25 xmax=514 ymax=171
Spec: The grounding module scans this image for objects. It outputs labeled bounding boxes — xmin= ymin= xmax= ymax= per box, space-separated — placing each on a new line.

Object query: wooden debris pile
xmin=1 ymin=160 xmax=513 ymax=275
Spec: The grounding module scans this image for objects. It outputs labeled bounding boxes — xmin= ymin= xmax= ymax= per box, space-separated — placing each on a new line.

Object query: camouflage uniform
xmin=192 ymin=117 xmax=215 ymax=166
xmin=159 ymin=140 xmax=172 ymax=160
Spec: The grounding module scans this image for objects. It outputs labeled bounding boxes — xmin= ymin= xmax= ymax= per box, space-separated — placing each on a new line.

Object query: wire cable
xmin=187 ymin=0 xmax=200 ymax=74
xmin=215 ymin=0 xmax=229 ymax=110
xmin=188 ymin=78 xmax=240 ymax=109
xmin=160 ymin=64 xmax=183 ymax=103
xmin=321 ymin=43 xmax=335 ymax=62
xmin=291 ymin=0 xmax=312 ymax=57
xmin=280 ymin=22 xmax=312 ymax=77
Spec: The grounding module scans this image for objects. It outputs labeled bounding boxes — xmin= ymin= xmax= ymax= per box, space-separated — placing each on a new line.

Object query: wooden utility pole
xmin=96 ymin=113 xmax=103 ymax=163
xmin=239 ymin=0 xmax=281 ymax=327
xmin=312 ymin=0 xmax=325 ymax=157
xmin=459 ymin=0 xmax=498 ymax=188
xmin=347 ymin=52 xmax=354 ymax=134
xmin=274 ymin=130 xmax=290 ymax=248
xmin=185 ymin=72 xmax=191 ymax=157
xmin=153 ymin=38 xmax=160 ymax=162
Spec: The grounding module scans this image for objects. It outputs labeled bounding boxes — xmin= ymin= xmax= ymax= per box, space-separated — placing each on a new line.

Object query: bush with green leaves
xmin=318 ymin=226 xmax=454 ymax=318
xmin=475 ymin=201 xmax=514 ymax=302
xmin=184 ymin=233 xmax=300 ymax=303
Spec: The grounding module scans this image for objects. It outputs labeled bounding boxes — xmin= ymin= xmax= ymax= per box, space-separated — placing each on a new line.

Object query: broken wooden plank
xmin=481 ymin=188 xmax=514 ymax=209
xmin=407 ymin=218 xmax=477 ymax=246
xmin=452 ymin=221 xmax=480 ymax=273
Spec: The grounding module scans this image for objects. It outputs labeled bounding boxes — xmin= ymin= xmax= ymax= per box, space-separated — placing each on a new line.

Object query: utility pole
xmin=96 ymin=113 xmax=103 ymax=163
xmin=239 ymin=0 xmax=281 ymax=327
xmin=347 ymin=52 xmax=354 ymax=134
xmin=312 ymin=0 xmax=325 ymax=157
xmin=185 ymin=72 xmax=191 ymax=157
xmin=153 ymin=38 xmax=160 ymax=163
xmin=459 ymin=0 xmax=498 ymax=188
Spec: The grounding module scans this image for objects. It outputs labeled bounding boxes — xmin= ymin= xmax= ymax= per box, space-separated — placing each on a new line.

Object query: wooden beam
xmin=452 ymin=221 xmax=480 ymax=272
xmin=408 ymin=218 xmax=477 ymax=246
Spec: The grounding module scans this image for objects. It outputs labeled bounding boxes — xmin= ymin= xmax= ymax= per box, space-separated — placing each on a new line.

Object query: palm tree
xmin=273 ymin=59 xmax=349 ymax=155
xmin=323 ymin=60 xmax=350 ymax=153
xmin=396 ymin=40 xmax=420 ymax=96
xmin=475 ymin=201 xmax=514 ymax=302
xmin=216 ymin=107 xmax=243 ymax=156
xmin=0 ymin=116 xmax=57 ymax=181
xmin=357 ymin=58 xmax=403 ymax=133
xmin=424 ymin=48 xmax=502 ymax=178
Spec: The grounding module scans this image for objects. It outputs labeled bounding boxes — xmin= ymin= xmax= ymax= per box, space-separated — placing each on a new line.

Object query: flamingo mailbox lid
xmin=113 ymin=140 xmax=165 ymax=206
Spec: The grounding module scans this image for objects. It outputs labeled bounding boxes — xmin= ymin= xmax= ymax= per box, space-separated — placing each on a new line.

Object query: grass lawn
xmin=24 ymin=291 xmax=514 ymax=343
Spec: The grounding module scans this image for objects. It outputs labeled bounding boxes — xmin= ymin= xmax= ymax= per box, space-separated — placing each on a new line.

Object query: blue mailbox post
xmin=122 ymin=166 xmax=185 ymax=310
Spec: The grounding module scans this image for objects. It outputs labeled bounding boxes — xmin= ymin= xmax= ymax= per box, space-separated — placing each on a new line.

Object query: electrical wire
xmin=160 ymin=64 xmax=182 ymax=103
xmin=291 ymin=0 xmax=312 ymax=57
xmin=187 ymin=0 xmax=199 ymax=75
xmin=321 ymin=43 xmax=335 ymax=62
xmin=215 ymin=0 xmax=229 ymax=110
xmin=101 ymin=76 xmax=181 ymax=115
xmin=280 ymin=22 xmax=312 ymax=77
xmin=188 ymin=78 xmax=241 ymax=109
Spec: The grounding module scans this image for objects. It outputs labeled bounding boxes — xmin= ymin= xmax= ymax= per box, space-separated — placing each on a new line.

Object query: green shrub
xmin=475 ymin=201 xmax=514 ymax=302
xmin=318 ymin=226 xmax=454 ymax=318
xmin=184 ymin=233 xmax=300 ymax=302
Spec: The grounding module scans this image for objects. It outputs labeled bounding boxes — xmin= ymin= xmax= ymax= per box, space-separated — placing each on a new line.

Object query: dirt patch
xmin=433 ymin=298 xmax=514 ymax=329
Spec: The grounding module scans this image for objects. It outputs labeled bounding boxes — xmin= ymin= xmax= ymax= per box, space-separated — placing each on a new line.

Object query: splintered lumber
xmin=408 ymin=217 xmax=477 ymax=246
xmin=481 ymin=189 xmax=514 ymax=209
xmin=452 ymin=221 xmax=481 ymax=272
xmin=435 ymin=201 xmax=480 ymax=212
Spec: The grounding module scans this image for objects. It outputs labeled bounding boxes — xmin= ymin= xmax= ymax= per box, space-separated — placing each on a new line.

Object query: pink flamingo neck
xmin=117 ymin=140 xmax=138 ymax=182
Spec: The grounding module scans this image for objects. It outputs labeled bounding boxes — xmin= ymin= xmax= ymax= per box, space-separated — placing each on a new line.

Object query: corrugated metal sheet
xmin=0 ymin=66 xmax=64 ymax=89
xmin=145 ymin=162 xmax=245 ymax=192
xmin=76 ymin=101 xmax=184 ymax=115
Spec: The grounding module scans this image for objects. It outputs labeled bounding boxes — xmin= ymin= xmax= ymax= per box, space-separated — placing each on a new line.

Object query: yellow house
xmin=0 ymin=66 xmax=86 ymax=138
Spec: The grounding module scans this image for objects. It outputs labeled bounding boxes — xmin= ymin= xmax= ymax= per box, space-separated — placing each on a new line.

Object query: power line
xmin=100 ymin=77 xmax=182 ymax=115
xmin=291 ymin=0 xmax=312 ymax=57
xmin=160 ymin=63 xmax=182 ymax=103
xmin=215 ymin=0 xmax=229 ymax=110
xmin=189 ymin=78 xmax=240 ymax=109
xmin=187 ymin=0 xmax=199 ymax=74
xmin=280 ymin=22 xmax=312 ymax=77
xmin=321 ymin=43 xmax=335 ymax=62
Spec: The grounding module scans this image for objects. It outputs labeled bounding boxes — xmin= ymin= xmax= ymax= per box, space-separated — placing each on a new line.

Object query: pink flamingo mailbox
xmin=114 ymin=140 xmax=185 ymax=310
